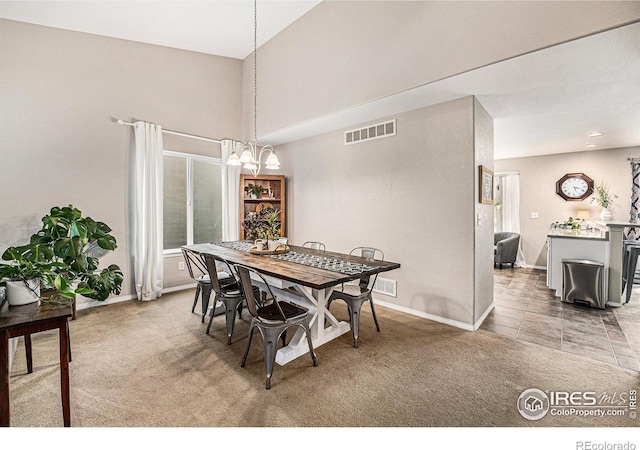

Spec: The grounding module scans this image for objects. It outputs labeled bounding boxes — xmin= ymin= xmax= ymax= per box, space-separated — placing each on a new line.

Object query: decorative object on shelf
xmin=255 ymin=202 xmax=274 ymax=215
xmin=244 ymin=183 xmax=264 ymax=199
xmin=479 ymin=165 xmax=494 ymax=204
xmin=555 ymin=172 xmax=594 ymax=201
xmin=591 ymin=180 xmax=617 ymax=221
xmin=225 ymin=0 xmax=280 ymax=177
xmin=0 ymin=205 xmax=123 ymax=307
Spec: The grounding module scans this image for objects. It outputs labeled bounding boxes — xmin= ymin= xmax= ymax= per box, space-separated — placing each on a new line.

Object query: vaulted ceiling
xmin=1 ymin=1 xmax=638 ymax=159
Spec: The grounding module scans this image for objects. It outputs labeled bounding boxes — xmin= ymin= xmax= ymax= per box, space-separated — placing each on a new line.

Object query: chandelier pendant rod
xmin=225 ymin=0 xmax=280 ymax=176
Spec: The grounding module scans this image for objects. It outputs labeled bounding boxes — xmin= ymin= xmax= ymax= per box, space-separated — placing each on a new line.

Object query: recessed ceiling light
xmin=588 ymin=132 xmax=604 ymax=137
xmin=585 ymin=144 xmax=597 ymax=147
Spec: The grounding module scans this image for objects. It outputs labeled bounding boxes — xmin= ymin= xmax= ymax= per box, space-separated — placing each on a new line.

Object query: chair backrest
xmin=203 ymin=253 xmax=238 ymax=296
xmin=182 ymin=248 xmax=208 ymax=281
xmin=494 ymin=232 xmax=519 ymax=245
xmin=350 ymin=247 xmax=384 ymax=292
xmin=302 ymin=241 xmax=326 ymax=251
xmin=235 ymin=264 xmax=287 ymax=322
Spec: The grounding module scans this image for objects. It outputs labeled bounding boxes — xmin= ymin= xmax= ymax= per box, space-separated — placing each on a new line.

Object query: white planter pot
xmin=6 ymin=279 xmax=40 ymax=306
xmin=600 ymin=207 xmax=612 ymax=221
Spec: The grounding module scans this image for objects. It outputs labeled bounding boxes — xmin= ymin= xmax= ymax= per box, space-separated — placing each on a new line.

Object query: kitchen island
xmin=547 ymin=222 xmax=639 ymax=307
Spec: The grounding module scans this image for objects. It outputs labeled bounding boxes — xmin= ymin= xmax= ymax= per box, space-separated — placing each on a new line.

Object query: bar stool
xmin=622 ymin=242 xmax=640 ymax=303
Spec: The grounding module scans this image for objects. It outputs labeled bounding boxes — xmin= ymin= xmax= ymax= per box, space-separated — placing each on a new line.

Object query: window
xmin=163 ymin=151 xmax=222 ymax=253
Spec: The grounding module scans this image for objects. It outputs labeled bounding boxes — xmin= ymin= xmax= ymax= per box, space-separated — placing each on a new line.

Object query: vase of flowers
xmin=591 ymin=181 xmax=617 ymax=221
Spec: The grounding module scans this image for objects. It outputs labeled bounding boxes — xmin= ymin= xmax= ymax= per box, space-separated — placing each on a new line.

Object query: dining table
xmin=183 ymin=241 xmax=400 ymax=365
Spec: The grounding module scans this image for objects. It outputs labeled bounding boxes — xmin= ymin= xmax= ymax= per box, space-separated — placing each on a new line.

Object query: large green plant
xmin=0 ymin=205 xmax=123 ymax=301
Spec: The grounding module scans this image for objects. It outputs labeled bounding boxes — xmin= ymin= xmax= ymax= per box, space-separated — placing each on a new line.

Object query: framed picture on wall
xmin=479 ymin=165 xmax=494 ymax=204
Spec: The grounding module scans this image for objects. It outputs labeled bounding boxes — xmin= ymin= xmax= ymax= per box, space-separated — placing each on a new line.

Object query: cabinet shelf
xmin=240 ymin=174 xmax=286 ymax=240
xmin=243 ymin=198 xmax=282 ymax=202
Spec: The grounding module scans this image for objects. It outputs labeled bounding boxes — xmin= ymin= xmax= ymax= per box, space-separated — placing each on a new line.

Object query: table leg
xmin=24 ymin=334 xmax=33 ymax=374
xmin=59 ymin=322 xmax=70 ymax=427
xmin=271 ymin=285 xmax=350 ymax=365
xmin=1 ymin=330 xmax=9 ymax=427
xmin=66 ymin=320 xmax=72 ymax=363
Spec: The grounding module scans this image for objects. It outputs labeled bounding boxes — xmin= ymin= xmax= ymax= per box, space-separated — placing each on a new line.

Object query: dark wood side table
xmin=0 ymin=299 xmax=73 ymax=427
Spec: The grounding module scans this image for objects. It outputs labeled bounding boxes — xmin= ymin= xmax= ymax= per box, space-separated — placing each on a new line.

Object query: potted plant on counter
xmin=0 ymin=205 xmax=123 ymax=309
xmin=591 ymin=181 xmax=618 ymax=221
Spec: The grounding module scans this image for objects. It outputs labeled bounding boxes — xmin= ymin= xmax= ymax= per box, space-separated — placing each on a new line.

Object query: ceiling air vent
xmin=345 ymin=119 xmax=396 ymax=145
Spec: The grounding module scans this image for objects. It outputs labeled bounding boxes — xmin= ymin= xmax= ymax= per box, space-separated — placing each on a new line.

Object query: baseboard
xmin=77 ymin=285 xmax=494 ymax=333
xmin=373 ymin=298 xmax=478 ymax=332
xmin=76 ymin=283 xmax=196 ymax=311
xmin=474 ymin=302 xmax=496 ymax=330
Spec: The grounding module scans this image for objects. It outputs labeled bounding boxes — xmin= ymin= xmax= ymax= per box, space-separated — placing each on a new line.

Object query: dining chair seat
xmin=203 ymin=254 xmax=260 ymax=345
xmin=235 ymin=264 xmax=317 ymax=389
xmin=327 ymin=246 xmax=383 ymax=348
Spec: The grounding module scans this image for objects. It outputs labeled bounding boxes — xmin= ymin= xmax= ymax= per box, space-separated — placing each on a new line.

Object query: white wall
xmin=276 ymin=96 xmax=493 ymax=329
xmin=495 ymin=146 xmax=640 ymax=269
xmin=244 ymin=1 xmax=640 ymax=139
xmin=0 ymin=19 xmax=243 ymax=299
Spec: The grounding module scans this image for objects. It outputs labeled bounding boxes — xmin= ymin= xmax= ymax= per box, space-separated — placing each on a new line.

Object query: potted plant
xmin=0 ymin=241 xmax=59 ymax=306
xmin=244 ymin=183 xmax=263 ymax=199
xmin=264 ymin=209 xmax=281 ymax=250
xmin=0 ymin=205 xmax=123 ymax=307
xmin=591 ymin=181 xmax=617 ymax=221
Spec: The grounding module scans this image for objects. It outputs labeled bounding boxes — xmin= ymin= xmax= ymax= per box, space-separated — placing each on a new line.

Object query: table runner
xmin=213 ymin=241 xmax=377 ymax=276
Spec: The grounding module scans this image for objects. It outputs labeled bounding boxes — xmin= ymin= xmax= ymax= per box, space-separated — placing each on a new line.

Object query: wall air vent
xmin=373 ymin=277 xmax=397 ymax=298
xmin=344 ymin=119 xmax=396 ymax=145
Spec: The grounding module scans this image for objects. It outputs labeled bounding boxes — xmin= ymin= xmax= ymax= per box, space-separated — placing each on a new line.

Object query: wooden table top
xmin=184 ymin=242 xmax=400 ymax=290
xmin=0 ymin=299 xmax=73 ymax=333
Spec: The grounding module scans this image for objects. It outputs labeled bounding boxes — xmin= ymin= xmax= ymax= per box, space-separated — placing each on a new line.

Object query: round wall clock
xmin=556 ymin=173 xmax=594 ymax=201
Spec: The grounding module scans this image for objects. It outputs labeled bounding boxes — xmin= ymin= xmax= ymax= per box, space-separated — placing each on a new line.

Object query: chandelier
xmin=227 ymin=0 xmax=280 ymax=177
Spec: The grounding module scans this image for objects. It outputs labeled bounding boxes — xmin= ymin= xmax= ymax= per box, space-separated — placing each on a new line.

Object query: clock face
xmin=556 ymin=173 xmax=594 ymax=201
xmin=561 ymin=177 xmax=589 ymax=198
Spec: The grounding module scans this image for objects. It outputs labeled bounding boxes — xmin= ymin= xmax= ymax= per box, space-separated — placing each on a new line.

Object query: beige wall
xmin=474 ymin=98 xmax=495 ymax=323
xmin=0 ymin=19 xmax=243 ymax=300
xmin=244 ymin=0 xmax=640 ymax=139
xmin=276 ymin=96 xmax=493 ymax=329
xmin=495 ymin=146 xmax=640 ymax=269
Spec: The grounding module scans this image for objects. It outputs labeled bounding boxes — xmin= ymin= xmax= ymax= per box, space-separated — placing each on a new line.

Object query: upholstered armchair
xmin=494 ymin=232 xmax=520 ymax=268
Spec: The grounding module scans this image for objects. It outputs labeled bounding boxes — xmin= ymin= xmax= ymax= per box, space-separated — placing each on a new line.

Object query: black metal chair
xmin=622 ymin=241 xmax=640 ymax=303
xmin=182 ymin=248 xmax=214 ymax=322
xmin=302 ymin=241 xmax=326 ymax=251
xmin=202 ymin=254 xmax=261 ymax=345
xmin=235 ymin=264 xmax=317 ymax=389
xmin=327 ymin=247 xmax=383 ymax=348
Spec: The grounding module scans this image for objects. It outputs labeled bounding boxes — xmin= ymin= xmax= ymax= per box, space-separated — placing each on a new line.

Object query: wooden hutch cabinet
xmin=239 ymin=174 xmax=286 ymax=240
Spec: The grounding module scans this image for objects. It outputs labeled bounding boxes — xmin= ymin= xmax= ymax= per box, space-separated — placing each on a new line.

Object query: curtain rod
xmin=116 ymin=119 xmax=223 ymax=144
xmin=627 ymin=157 xmax=640 ymax=162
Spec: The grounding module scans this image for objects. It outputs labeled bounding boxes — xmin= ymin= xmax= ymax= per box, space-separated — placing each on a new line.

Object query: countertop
xmin=547 ymin=228 xmax=609 ymax=241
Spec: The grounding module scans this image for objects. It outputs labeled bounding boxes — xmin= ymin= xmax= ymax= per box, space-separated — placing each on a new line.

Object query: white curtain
xmin=221 ymin=139 xmax=241 ymax=241
xmin=133 ymin=121 xmax=164 ymax=301
xmin=497 ymin=172 xmax=526 ymax=267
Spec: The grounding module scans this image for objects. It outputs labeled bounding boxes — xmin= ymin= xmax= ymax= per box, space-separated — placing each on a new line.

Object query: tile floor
xmin=482 ymin=267 xmax=640 ymax=372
